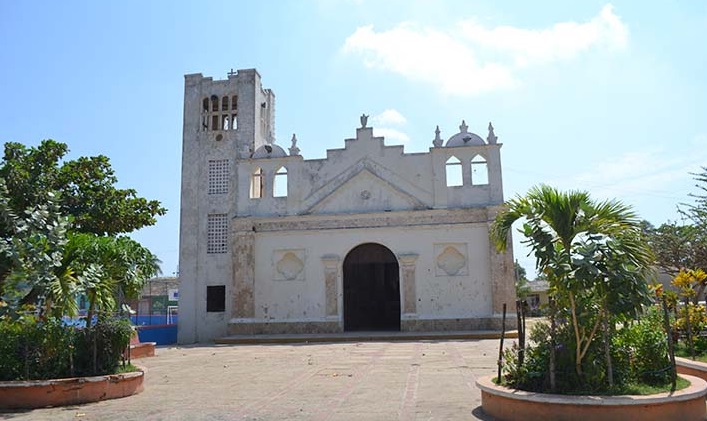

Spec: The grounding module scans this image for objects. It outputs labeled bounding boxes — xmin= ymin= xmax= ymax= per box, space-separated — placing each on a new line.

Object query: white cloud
xmin=373 ymin=128 xmax=410 ymax=145
xmin=561 ymin=147 xmax=707 ymax=202
xmin=342 ymin=4 xmax=628 ymax=96
xmin=372 ymin=108 xmax=407 ymax=126
xmin=370 ymin=109 xmax=410 ymax=145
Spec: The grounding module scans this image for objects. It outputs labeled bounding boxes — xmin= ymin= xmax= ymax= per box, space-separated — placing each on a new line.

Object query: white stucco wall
xmin=250 ymin=223 xmax=492 ymax=324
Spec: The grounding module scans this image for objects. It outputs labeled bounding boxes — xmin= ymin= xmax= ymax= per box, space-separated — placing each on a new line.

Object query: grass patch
xmin=608 ymin=377 xmax=690 ymax=395
xmin=674 ymin=345 xmax=707 ymax=363
xmin=676 ymin=352 xmax=707 ymax=363
xmin=115 ymin=363 xmax=141 ymax=374
xmin=493 ymin=376 xmax=690 ymax=395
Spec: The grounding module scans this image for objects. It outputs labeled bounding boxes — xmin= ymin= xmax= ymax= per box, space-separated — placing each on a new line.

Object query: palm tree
xmin=491 ymin=185 xmax=654 ymax=387
xmin=63 ymin=233 xmax=161 ymax=326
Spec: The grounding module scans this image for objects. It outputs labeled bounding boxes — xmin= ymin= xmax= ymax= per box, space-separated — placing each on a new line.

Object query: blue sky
xmin=1 ymin=1 xmax=706 ymax=277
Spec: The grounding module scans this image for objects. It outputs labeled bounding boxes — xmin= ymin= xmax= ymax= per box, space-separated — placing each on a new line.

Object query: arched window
xmin=445 ymin=156 xmax=463 ymax=187
xmin=231 ymin=95 xmax=238 ymax=110
xmin=250 ymin=167 xmax=264 ymax=199
xmin=202 ymin=98 xmax=209 ymax=112
xmin=273 ymin=166 xmax=288 ymax=198
xmin=222 ymin=96 xmax=229 ymax=111
xmin=470 ymin=155 xmax=488 ymax=185
xmin=211 ymin=95 xmax=219 ymax=112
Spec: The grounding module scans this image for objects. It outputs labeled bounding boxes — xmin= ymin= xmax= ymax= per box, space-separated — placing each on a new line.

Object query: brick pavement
xmin=0 ymin=339 xmax=505 ymax=421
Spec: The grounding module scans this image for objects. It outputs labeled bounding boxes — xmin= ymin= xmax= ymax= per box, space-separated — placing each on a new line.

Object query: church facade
xmin=178 ymin=69 xmax=516 ymax=343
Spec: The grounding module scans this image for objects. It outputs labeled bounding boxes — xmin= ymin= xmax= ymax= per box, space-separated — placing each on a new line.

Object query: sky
xmin=1 ymin=1 xmax=706 ymax=277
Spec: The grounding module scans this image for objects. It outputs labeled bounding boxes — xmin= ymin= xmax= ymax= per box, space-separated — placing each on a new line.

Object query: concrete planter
xmin=476 ymin=374 xmax=707 ymax=421
xmin=0 ymin=369 xmax=144 ymax=409
xmin=677 ymin=357 xmax=707 ymax=383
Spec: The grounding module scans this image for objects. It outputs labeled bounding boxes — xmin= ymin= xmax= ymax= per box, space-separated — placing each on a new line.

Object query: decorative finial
xmin=432 ymin=125 xmax=443 ymax=147
xmin=289 ymin=133 xmax=300 ymax=156
xmin=360 ymin=114 xmax=369 ymax=128
xmin=459 ymin=120 xmax=468 ymax=133
xmin=487 ymin=122 xmax=498 ymax=144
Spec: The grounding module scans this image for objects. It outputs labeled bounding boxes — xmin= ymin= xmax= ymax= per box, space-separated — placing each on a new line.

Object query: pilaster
xmin=232 ymin=226 xmax=255 ymax=318
xmin=398 ymin=253 xmax=419 ymax=315
xmin=321 ymin=254 xmax=340 ymax=317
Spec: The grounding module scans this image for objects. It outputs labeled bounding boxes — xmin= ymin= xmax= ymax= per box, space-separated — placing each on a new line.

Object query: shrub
xmin=674 ymin=303 xmax=707 ymax=338
xmin=0 ymin=314 xmax=73 ymax=381
xmin=613 ymin=306 xmax=671 ymax=385
xmin=502 ymin=306 xmax=672 ymax=394
xmin=73 ymin=317 xmax=133 ymax=377
xmin=0 ymin=314 xmax=133 ymax=381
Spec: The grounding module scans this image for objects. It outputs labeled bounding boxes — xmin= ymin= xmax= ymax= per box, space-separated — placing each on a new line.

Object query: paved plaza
xmin=1 ymin=339 xmax=505 ymax=421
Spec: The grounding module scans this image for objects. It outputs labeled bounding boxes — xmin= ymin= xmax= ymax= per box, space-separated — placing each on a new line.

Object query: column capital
xmin=321 ymin=254 xmax=340 ymax=268
xmin=397 ymin=253 xmax=419 ymax=267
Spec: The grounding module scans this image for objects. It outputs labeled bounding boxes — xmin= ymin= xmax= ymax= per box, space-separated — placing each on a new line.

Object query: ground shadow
xmin=471 ymin=406 xmax=503 ymax=420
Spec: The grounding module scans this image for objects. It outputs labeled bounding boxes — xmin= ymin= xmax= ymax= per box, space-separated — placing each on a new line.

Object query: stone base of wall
xmin=402 ymin=316 xmax=515 ymax=332
xmin=228 ymin=320 xmax=342 ymax=335
xmin=228 ymin=316 xmax=514 ymax=335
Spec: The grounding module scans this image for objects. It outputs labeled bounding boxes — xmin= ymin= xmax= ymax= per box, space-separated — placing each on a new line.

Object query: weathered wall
xmin=179 ymin=69 xmax=515 ymax=343
xmin=247 ymin=222 xmax=492 ymax=323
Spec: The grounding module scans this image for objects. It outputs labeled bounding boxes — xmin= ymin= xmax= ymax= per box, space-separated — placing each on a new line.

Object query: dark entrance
xmin=343 ymin=243 xmax=401 ymax=331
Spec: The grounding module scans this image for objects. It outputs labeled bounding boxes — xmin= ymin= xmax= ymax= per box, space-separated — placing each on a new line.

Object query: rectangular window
xmin=206 ymin=285 xmax=225 ymax=312
xmin=208 ymin=160 xmax=229 ymax=195
xmin=207 ymin=214 xmax=228 ymax=254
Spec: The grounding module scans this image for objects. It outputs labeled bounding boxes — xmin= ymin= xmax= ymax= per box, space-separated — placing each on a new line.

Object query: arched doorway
xmin=343 ymin=243 xmax=400 ymax=331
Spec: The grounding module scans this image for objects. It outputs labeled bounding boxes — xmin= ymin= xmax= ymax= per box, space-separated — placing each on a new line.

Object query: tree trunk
xmin=568 ymin=292 xmax=584 ymax=377
xmin=86 ymin=291 xmax=96 ymax=329
xmin=601 ymin=307 xmax=613 ymax=387
xmin=549 ymin=298 xmax=557 ymax=392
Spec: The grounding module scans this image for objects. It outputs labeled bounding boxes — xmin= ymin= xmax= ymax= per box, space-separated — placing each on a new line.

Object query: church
xmin=178 ymin=69 xmax=516 ymax=343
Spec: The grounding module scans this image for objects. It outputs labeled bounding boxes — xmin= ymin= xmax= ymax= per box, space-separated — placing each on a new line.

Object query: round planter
xmin=0 ymin=369 xmax=144 ymax=409
xmin=677 ymin=357 xmax=707 ymax=383
xmin=476 ymin=374 xmax=707 ymax=421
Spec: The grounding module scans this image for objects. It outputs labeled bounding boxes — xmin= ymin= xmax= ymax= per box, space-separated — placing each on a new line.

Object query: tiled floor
xmin=1 ymin=339 xmax=505 ymax=421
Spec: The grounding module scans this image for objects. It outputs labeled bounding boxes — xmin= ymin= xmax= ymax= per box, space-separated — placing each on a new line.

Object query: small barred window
xmin=208 ymin=160 xmax=229 ymax=195
xmin=207 ymin=214 xmax=228 ymax=254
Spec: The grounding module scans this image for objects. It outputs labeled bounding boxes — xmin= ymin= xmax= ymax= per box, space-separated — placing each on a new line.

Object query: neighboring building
xmin=526 ymin=280 xmax=550 ymax=311
xmin=178 ymin=69 xmax=516 ymax=343
xmin=126 ymin=277 xmax=179 ymax=322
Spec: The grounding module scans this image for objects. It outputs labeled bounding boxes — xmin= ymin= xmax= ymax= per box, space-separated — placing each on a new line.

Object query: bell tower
xmin=178 ymin=69 xmax=276 ymax=343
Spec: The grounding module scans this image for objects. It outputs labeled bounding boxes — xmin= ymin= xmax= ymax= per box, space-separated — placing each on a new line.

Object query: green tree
xmin=515 ymin=260 xmax=531 ymax=300
xmin=644 ymin=221 xmax=707 ymax=276
xmin=491 ymin=185 xmax=654 ymax=385
xmin=62 ymin=233 xmax=161 ymax=325
xmin=0 ymin=140 xmax=166 ymax=236
xmin=682 ymin=166 xmax=707 ymax=228
xmin=0 ymin=181 xmax=71 ymax=318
